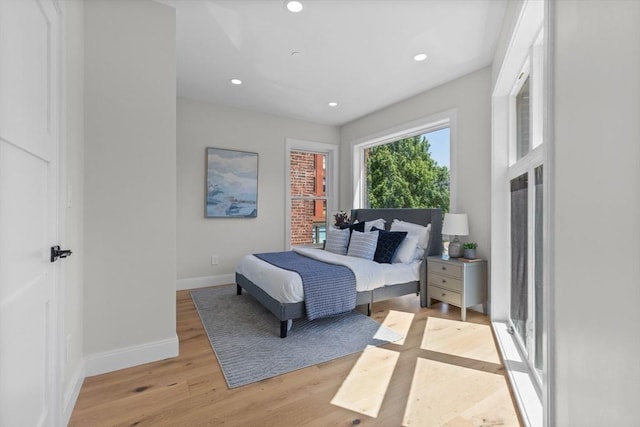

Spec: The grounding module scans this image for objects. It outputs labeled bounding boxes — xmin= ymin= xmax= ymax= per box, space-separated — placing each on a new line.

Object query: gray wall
xmin=176 ymin=97 xmax=339 ymax=282
xmin=83 ymin=0 xmax=177 ymax=357
xmin=339 ymin=68 xmax=492 ymax=261
xmin=552 ymin=1 xmax=640 ymax=425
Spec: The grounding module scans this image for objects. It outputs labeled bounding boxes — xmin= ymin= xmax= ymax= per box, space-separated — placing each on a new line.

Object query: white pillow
xmin=392 ymin=235 xmax=419 ymax=264
xmin=390 ymin=219 xmax=431 ymax=249
xmin=347 ymin=230 xmax=379 ymax=260
xmin=324 ymin=227 xmax=350 ymax=255
xmin=364 ymin=218 xmax=386 ymax=232
xmin=390 ymin=220 xmax=431 ymax=261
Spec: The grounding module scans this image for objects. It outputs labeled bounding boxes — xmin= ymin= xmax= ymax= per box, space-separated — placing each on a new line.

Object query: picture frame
xmin=205 ymin=147 xmax=258 ymax=218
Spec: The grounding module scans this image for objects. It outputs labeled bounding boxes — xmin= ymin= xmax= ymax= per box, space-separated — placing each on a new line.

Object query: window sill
xmin=492 ymin=321 xmax=543 ymax=427
xmin=292 ymin=243 xmax=324 ymax=250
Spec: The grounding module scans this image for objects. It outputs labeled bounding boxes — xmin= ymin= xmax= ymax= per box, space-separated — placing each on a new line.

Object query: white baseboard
xmin=176 ymin=274 xmax=235 ymax=291
xmin=62 ymin=360 xmax=85 ymax=426
xmin=84 ymin=334 xmax=179 ymax=377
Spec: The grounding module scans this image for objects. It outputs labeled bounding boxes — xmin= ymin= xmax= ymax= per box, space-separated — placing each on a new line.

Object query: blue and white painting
xmin=206 ymin=147 xmax=258 ymax=218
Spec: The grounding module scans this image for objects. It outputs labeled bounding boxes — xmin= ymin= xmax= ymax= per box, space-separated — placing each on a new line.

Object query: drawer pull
xmin=441 ymin=279 xmax=447 ymax=283
xmin=441 ymin=293 xmax=446 ymax=297
xmin=441 ymin=266 xmax=446 ymax=270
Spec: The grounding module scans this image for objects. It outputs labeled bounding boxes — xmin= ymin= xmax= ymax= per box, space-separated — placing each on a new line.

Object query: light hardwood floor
xmin=69 ymin=287 xmax=522 ymax=426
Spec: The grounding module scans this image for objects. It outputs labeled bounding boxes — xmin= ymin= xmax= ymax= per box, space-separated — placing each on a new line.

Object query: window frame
xmin=506 ymin=29 xmax=546 ymax=391
xmin=285 ymin=138 xmax=338 ymax=250
xmin=351 ymin=110 xmax=456 ymax=211
xmin=490 ymin=1 xmax=548 ymax=424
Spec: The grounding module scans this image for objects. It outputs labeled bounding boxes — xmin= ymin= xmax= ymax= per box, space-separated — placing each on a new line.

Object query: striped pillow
xmin=325 ymin=227 xmax=350 ymax=255
xmin=347 ymin=230 xmax=379 ymax=260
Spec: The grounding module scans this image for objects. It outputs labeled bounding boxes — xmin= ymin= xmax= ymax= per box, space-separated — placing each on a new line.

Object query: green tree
xmin=366 ymin=135 xmax=449 ymax=212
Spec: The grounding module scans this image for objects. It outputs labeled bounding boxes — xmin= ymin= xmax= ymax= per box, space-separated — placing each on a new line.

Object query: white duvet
xmin=235 ymin=247 xmax=422 ymax=304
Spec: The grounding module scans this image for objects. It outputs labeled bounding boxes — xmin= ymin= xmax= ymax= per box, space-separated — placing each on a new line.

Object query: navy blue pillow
xmin=372 ymin=227 xmax=408 ymax=264
xmin=340 ymin=221 xmax=365 ymax=234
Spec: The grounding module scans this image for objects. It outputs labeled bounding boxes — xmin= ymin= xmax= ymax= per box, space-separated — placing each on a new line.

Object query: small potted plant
xmin=463 ymin=242 xmax=478 ymax=259
xmin=333 ymin=211 xmax=351 ymax=227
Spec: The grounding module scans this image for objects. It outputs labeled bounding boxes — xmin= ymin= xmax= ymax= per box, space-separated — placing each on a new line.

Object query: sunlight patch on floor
xmin=403 ymin=358 xmax=520 ymax=427
xmin=374 ymin=310 xmax=415 ymax=345
xmin=421 ymin=317 xmax=501 ymax=364
xmin=330 ymin=345 xmax=399 ymax=418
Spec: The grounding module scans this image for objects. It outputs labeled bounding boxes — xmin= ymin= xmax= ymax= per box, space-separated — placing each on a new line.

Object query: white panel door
xmin=0 ymin=0 xmax=62 ymax=426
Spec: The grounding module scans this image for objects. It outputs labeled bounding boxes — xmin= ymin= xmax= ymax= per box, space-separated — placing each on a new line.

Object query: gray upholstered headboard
xmin=350 ymin=208 xmax=443 ymax=256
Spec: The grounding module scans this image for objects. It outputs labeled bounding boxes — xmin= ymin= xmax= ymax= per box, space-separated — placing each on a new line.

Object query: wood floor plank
xmin=69 ymin=380 xmax=191 ymax=427
xmin=402 ymin=358 xmax=519 ymax=427
xmin=331 ymin=346 xmax=400 ymax=417
xmin=69 ymin=287 xmax=522 ymax=426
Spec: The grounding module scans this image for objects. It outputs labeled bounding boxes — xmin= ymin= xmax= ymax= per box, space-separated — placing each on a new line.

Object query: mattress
xmin=235 ymin=247 xmax=422 ymax=304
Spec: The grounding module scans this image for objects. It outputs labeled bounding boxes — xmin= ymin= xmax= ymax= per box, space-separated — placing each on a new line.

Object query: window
xmin=286 ymin=139 xmax=337 ymax=248
xmin=289 ymin=151 xmax=326 ymax=246
xmin=507 ymin=30 xmax=545 ymax=387
xmin=510 ymin=172 xmax=528 ymax=341
xmin=352 ymin=113 xmax=454 ymax=212
xmin=364 ymin=128 xmax=450 ymax=211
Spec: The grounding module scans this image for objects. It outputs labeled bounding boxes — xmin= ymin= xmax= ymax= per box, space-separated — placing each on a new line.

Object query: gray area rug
xmin=191 ymin=285 xmax=402 ymax=388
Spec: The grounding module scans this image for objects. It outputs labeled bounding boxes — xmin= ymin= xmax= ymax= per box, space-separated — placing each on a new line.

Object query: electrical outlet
xmin=211 ymin=255 xmax=219 ymax=265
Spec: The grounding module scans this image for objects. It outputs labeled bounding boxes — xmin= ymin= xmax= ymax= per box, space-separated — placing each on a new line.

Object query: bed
xmin=235 ymin=208 xmax=443 ymax=337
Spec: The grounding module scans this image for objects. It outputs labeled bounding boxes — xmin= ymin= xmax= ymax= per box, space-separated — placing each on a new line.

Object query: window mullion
xmin=291 ymin=196 xmax=327 ymax=201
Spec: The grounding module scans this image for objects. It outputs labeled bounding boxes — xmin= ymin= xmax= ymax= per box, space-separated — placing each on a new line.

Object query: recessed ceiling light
xmin=230 ymin=78 xmax=242 ymax=85
xmin=286 ymin=1 xmax=303 ymax=13
xmin=328 ymin=102 xmax=338 ymax=107
xmin=413 ymin=53 xmax=428 ymax=62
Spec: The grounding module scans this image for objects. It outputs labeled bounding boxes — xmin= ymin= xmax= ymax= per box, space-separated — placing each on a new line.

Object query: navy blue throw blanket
xmin=254 ymin=251 xmax=356 ymax=320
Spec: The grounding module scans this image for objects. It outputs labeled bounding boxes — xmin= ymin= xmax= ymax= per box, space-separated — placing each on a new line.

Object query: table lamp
xmin=442 ymin=213 xmax=469 ymax=258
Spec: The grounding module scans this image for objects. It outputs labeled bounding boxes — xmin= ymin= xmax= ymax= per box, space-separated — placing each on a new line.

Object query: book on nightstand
xmin=458 ymin=258 xmax=483 ymax=262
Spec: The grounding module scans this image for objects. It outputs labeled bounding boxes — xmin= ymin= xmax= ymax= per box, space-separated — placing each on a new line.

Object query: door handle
xmin=51 ymin=245 xmax=72 ymax=262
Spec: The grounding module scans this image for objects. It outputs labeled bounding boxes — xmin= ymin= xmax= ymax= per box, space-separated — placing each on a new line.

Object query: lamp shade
xmin=442 ymin=213 xmax=469 ymax=236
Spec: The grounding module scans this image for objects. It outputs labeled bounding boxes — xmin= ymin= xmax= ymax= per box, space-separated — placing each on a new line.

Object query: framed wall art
xmin=205 ymin=147 xmax=258 ymax=218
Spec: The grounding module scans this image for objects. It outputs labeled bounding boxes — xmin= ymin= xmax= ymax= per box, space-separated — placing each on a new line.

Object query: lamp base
xmin=448 ymin=237 xmax=464 ymax=258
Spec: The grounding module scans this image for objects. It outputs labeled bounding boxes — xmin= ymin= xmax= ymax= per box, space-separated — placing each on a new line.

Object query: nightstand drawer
xmin=428 ymin=274 xmax=463 ymax=292
xmin=429 ymin=260 xmax=463 ymax=278
xmin=429 ymin=286 xmax=462 ymax=306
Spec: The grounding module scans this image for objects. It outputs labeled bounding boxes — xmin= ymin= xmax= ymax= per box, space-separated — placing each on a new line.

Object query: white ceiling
xmin=158 ymin=0 xmax=508 ymax=126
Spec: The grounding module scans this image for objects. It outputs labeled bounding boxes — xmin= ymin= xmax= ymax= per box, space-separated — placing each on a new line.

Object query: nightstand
xmin=427 ymin=255 xmax=487 ymax=321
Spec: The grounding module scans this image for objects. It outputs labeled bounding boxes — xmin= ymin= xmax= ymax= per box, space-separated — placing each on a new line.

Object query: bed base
xmin=236 ymin=273 xmax=421 ymax=338
xmin=236 ymin=273 xmax=374 ymax=338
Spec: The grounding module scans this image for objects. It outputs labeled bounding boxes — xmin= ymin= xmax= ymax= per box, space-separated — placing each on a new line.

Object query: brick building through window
xmin=290 ymin=151 xmax=326 ymax=246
